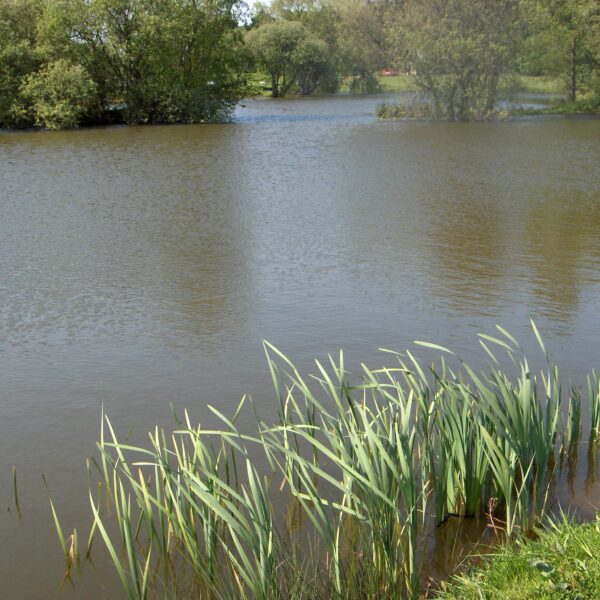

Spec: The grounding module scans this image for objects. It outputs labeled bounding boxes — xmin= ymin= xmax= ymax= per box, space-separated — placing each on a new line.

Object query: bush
xmin=376 ymin=100 xmax=437 ymax=120
xmin=19 ymin=59 xmax=97 ymax=129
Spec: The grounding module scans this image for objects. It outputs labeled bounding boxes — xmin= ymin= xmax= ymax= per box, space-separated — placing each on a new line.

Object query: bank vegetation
xmin=439 ymin=516 xmax=600 ymax=599
xmin=1 ymin=0 xmax=599 ymax=129
xmin=52 ymin=325 xmax=600 ymax=598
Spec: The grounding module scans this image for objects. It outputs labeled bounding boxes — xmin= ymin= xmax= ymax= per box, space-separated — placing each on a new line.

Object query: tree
xmin=246 ymin=20 xmax=310 ymax=96
xmin=389 ymin=0 xmax=522 ymax=120
xmin=246 ymin=0 xmax=388 ymax=95
xmin=293 ymin=36 xmax=333 ymax=95
xmin=54 ymin=0 xmax=246 ymax=123
xmin=18 ymin=58 xmax=97 ymax=128
xmin=330 ymin=0 xmax=390 ymax=92
xmin=0 ymin=0 xmax=43 ymax=127
xmin=522 ymin=0 xmax=600 ymax=101
xmin=1 ymin=0 xmax=249 ymax=128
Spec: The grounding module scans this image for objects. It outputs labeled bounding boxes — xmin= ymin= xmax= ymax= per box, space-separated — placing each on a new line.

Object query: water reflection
xmin=526 ymin=194 xmax=600 ymax=320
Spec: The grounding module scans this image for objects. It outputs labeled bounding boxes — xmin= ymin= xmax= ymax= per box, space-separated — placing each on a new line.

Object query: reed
xmin=261 ymin=344 xmax=426 ymax=597
xmin=60 ymin=325 xmax=597 ymax=599
xmin=12 ymin=466 xmax=21 ymax=517
xmin=564 ymin=388 xmax=582 ymax=457
xmin=589 ymin=371 xmax=600 ymax=445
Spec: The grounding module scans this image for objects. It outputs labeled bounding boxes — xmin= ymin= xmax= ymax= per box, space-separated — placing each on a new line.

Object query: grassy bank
xmin=377 ymin=74 xmax=565 ymax=96
xmin=376 ymin=74 xmax=600 ymax=120
xmin=54 ymin=325 xmax=600 ymax=598
xmin=514 ymin=96 xmax=600 ymax=116
xmin=246 ymin=73 xmax=566 ymax=98
xmin=506 ymin=75 xmax=565 ymax=95
xmin=244 ymin=72 xmax=568 ymax=101
xmin=439 ymin=516 xmax=600 ymax=599
xmin=377 ymin=74 xmax=416 ymax=93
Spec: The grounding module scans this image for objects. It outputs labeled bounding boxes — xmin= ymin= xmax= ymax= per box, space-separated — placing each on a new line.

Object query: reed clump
xmin=57 ymin=324 xmax=600 ymax=599
xmin=376 ymin=100 xmax=437 ymax=120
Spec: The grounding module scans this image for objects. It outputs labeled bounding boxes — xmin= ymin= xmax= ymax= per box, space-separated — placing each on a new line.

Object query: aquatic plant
xmin=58 ymin=325 xmax=599 ymax=599
xmin=589 ymin=371 xmax=600 ymax=445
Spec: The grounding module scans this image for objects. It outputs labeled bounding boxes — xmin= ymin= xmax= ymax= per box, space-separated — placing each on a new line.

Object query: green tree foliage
xmin=522 ymin=0 xmax=600 ymax=101
xmin=389 ymin=0 xmax=523 ymax=120
xmin=247 ymin=0 xmax=387 ymax=95
xmin=294 ymin=36 xmax=333 ymax=95
xmin=0 ymin=0 xmax=43 ymax=126
xmin=17 ymin=59 xmax=97 ymax=129
xmin=246 ymin=20 xmax=313 ymax=96
xmin=249 ymin=0 xmax=599 ymax=106
xmin=0 ymin=0 xmax=247 ymax=128
xmin=2 ymin=0 xmax=599 ymax=127
xmin=331 ymin=0 xmax=390 ymax=93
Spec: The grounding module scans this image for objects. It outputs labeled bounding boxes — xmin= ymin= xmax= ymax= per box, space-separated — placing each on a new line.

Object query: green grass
xmin=545 ymin=97 xmax=600 ymax=115
xmin=507 ymin=75 xmax=565 ymax=95
xmin=243 ymin=71 xmax=272 ymax=97
xmin=377 ymin=74 xmax=416 ymax=93
xmin=377 ymin=74 xmax=565 ymax=96
xmin=245 ymin=72 xmax=571 ymax=102
xmin=55 ymin=324 xmax=600 ymax=599
xmin=438 ymin=515 xmax=600 ymax=599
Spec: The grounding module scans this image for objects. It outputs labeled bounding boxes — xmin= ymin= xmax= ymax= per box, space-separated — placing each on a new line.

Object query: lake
xmin=1 ymin=95 xmax=600 ymax=598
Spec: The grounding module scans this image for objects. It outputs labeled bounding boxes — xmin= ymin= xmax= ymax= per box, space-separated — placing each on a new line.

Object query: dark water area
xmin=1 ymin=94 xmax=600 ymax=597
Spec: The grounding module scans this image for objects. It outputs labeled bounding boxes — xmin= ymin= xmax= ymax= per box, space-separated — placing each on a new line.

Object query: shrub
xmin=18 ymin=59 xmax=98 ymax=129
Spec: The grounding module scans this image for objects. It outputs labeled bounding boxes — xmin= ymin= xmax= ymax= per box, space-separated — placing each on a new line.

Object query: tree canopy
xmin=0 ymin=0 xmax=598 ymax=127
xmin=521 ymin=0 xmax=600 ymax=101
xmin=0 ymin=0 xmax=248 ymax=129
xmin=388 ymin=0 xmax=523 ymax=120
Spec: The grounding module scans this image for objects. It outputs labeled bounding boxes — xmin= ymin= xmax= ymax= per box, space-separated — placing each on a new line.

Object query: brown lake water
xmin=1 ymin=95 xmax=600 ymax=597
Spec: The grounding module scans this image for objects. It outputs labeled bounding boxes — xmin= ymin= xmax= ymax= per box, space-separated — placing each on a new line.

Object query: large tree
xmin=522 ymin=0 xmax=600 ymax=101
xmin=389 ymin=0 xmax=522 ymax=120
xmin=247 ymin=0 xmax=389 ymax=94
xmin=0 ymin=0 xmax=248 ymax=128
xmin=246 ymin=20 xmax=317 ymax=96
xmin=0 ymin=0 xmax=43 ymax=126
xmin=330 ymin=0 xmax=391 ymax=92
xmin=47 ymin=0 xmax=247 ymax=123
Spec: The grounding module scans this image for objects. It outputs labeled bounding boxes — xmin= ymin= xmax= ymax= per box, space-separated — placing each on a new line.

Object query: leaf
xmin=528 ymin=558 xmax=554 ymax=575
xmin=530 ymin=320 xmax=547 ymax=356
xmin=414 ymin=341 xmax=454 ymax=354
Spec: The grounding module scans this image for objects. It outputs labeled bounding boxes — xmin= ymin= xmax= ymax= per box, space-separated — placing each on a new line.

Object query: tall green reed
xmin=589 ymin=371 xmax=600 ymax=445
xmin=59 ymin=324 xmax=597 ymax=599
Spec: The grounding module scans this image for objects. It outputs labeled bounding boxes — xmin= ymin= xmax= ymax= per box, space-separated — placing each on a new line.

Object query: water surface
xmin=1 ymin=95 xmax=600 ymax=597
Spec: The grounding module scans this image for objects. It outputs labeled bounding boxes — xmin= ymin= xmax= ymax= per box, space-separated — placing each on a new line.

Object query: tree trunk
xmin=271 ymin=73 xmax=279 ymax=98
xmin=486 ymin=73 xmax=499 ymax=113
xmin=569 ymin=37 xmax=577 ymax=102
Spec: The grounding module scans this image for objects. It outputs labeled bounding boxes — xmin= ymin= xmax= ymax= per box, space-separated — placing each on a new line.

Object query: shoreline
xmin=439 ymin=517 xmax=600 ymax=598
xmin=2 ymin=94 xmax=599 ymax=134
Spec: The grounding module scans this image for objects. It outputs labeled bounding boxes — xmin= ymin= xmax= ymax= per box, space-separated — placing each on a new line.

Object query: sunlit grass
xmin=377 ymin=74 xmax=565 ymax=96
xmin=377 ymin=75 xmax=415 ymax=93
xmin=507 ymin=75 xmax=565 ymax=95
xmin=437 ymin=513 xmax=600 ymax=599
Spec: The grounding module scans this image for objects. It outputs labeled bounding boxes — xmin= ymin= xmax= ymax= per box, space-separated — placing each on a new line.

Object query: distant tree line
xmin=244 ymin=0 xmax=389 ymax=96
xmin=1 ymin=0 xmax=598 ymax=128
xmin=249 ymin=0 xmax=599 ymax=119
